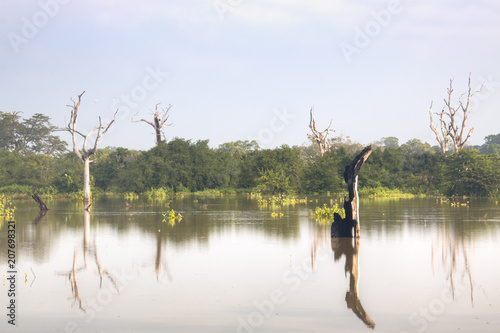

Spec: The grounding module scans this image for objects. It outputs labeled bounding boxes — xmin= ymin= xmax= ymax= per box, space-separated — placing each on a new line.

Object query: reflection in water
xmin=57 ymin=211 xmax=118 ymax=312
xmin=6 ymin=197 xmax=499 ymax=332
xmin=32 ymin=209 xmax=48 ymax=225
xmin=155 ymin=230 xmax=172 ymax=281
xmin=331 ymin=238 xmax=375 ymax=329
xmin=432 ymin=222 xmax=474 ymax=304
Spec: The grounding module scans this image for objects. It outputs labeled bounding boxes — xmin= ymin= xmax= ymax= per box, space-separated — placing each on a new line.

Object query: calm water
xmin=1 ymin=195 xmax=500 ymax=333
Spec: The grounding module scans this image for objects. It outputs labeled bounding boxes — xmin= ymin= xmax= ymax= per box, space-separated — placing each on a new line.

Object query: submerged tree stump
xmin=32 ymin=193 xmax=49 ymax=211
xmin=332 ymin=145 xmax=373 ymax=238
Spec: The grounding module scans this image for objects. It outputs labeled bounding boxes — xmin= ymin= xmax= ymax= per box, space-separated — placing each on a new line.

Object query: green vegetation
xmin=0 ymin=194 xmax=16 ymax=220
xmin=0 ymin=111 xmax=499 ymax=198
xmin=258 ymin=195 xmax=307 ymax=207
xmin=309 ymin=203 xmax=346 ymax=223
xmin=162 ymin=209 xmax=183 ymax=226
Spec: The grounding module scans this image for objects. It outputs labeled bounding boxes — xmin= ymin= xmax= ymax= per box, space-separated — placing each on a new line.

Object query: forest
xmin=1 ymin=110 xmax=499 ymax=198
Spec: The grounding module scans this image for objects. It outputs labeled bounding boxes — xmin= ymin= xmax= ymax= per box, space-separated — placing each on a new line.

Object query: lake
xmin=1 ymin=195 xmax=499 ymax=333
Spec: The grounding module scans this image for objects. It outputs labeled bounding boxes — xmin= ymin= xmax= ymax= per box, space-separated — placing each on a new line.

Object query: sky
xmin=1 ymin=0 xmax=500 ymax=151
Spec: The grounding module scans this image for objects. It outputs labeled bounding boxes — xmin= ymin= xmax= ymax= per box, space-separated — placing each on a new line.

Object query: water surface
xmin=1 ymin=195 xmax=499 ymax=332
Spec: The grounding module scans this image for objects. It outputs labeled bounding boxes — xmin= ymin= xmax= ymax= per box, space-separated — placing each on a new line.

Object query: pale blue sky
xmin=1 ymin=0 xmax=499 ymax=150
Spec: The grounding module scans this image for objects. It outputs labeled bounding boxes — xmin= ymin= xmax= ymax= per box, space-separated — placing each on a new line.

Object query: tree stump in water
xmin=32 ymin=193 xmax=49 ymax=211
xmin=332 ymin=145 xmax=373 ymax=238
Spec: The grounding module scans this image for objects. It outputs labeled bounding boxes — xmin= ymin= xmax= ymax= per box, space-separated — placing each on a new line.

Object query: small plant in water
xmin=310 ymin=203 xmax=345 ymax=223
xmin=162 ymin=209 xmax=183 ymax=226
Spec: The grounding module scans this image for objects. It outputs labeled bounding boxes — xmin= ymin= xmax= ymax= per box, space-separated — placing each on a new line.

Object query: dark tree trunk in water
xmin=332 ymin=145 xmax=373 ymax=238
xmin=32 ymin=193 xmax=49 ymax=211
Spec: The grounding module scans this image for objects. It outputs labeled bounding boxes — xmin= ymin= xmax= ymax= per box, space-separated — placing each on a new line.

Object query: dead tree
xmin=428 ymin=101 xmax=450 ymax=154
xmin=332 ymin=145 xmax=373 ymax=238
xmin=32 ymin=193 xmax=49 ymax=211
xmin=61 ymin=91 xmax=117 ymax=210
xmin=308 ymin=107 xmax=334 ymax=155
xmin=31 ymin=193 xmax=49 ymax=224
xmin=429 ymin=73 xmax=483 ymax=153
xmin=132 ymin=103 xmax=172 ymax=146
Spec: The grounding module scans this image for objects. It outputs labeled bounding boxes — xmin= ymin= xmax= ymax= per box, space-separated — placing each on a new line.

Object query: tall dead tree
xmin=132 ymin=103 xmax=172 ymax=146
xmin=61 ymin=91 xmax=117 ymax=210
xmin=332 ymin=145 xmax=373 ymax=238
xmin=429 ymin=73 xmax=483 ymax=153
xmin=308 ymin=107 xmax=334 ymax=155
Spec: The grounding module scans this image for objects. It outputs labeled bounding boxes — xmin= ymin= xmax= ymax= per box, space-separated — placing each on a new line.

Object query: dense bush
xmin=0 ymin=118 xmax=499 ymax=197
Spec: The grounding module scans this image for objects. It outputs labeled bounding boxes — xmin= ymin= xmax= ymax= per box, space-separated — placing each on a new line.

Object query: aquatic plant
xmin=145 ymin=187 xmax=173 ymax=201
xmin=309 ymin=203 xmax=345 ymax=221
xmin=0 ymin=194 xmax=16 ymax=220
xmin=124 ymin=192 xmax=139 ymax=200
xmin=162 ymin=209 xmax=183 ymax=226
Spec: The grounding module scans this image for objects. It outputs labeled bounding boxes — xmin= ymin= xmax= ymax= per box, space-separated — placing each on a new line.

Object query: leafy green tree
xmin=0 ymin=111 xmax=22 ymax=151
xmin=0 ymin=111 xmax=66 ymax=156
xmin=360 ymin=147 xmax=403 ymax=189
xmin=330 ymin=135 xmax=363 ymax=154
xmin=443 ymin=149 xmax=500 ymax=196
xmin=0 ymin=150 xmax=23 ymax=187
xmin=20 ymin=113 xmax=67 ymax=155
xmin=377 ymin=136 xmax=399 ymax=149
xmin=218 ymin=140 xmax=260 ymax=155
xmin=91 ymin=147 xmax=140 ymax=191
xmin=481 ymin=133 xmax=500 ymax=155
xmin=256 ymin=168 xmax=290 ymax=194
xmin=52 ymin=153 xmax=84 ymax=193
xmin=301 ymin=149 xmax=344 ymax=193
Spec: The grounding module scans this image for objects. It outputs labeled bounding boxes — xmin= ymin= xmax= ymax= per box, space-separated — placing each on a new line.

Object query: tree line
xmin=1 ymin=109 xmax=499 ymax=197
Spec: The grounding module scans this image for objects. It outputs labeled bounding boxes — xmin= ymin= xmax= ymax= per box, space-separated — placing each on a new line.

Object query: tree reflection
xmin=57 ymin=211 xmax=118 ymax=312
xmin=331 ymin=237 xmax=375 ymax=329
xmin=431 ymin=222 xmax=474 ymax=304
xmin=32 ymin=209 xmax=48 ymax=225
xmin=155 ymin=230 xmax=172 ymax=282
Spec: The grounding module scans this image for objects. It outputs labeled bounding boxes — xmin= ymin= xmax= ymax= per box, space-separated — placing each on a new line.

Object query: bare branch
xmin=131 ymin=110 xmax=155 ymax=127
xmin=308 ymin=106 xmax=334 ymax=155
xmin=60 ymin=91 xmax=86 ymax=160
xmin=132 ymin=103 xmax=173 ymax=146
xmin=429 ymin=101 xmax=448 ymax=154
xmin=429 ymin=74 xmax=481 ymax=153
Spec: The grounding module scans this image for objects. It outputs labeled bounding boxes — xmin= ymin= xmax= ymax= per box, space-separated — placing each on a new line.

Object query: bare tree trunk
xmin=59 ymin=91 xmax=116 ymax=211
xmin=332 ymin=145 xmax=373 ymax=238
xmin=133 ymin=103 xmax=172 ymax=146
xmin=83 ymin=157 xmax=91 ymax=210
xmin=154 ymin=115 xmax=162 ymax=146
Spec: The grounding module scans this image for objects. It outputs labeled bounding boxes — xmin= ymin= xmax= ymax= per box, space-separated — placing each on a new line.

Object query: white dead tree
xmin=307 ymin=107 xmax=334 ymax=155
xmin=61 ymin=91 xmax=117 ymax=210
xmin=132 ymin=103 xmax=172 ymax=146
xmin=429 ymin=74 xmax=483 ymax=153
